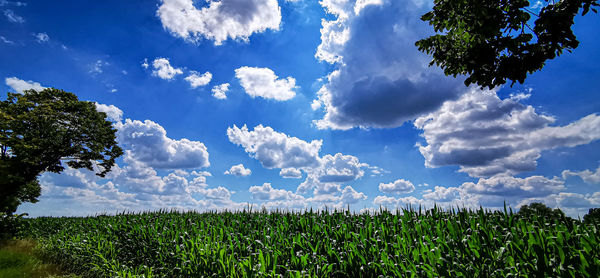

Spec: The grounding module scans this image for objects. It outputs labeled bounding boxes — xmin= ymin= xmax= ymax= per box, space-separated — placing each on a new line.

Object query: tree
xmin=583 ymin=208 xmax=600 ymax=224
xmin=516 ymin=202 xmax=569 ymax=222
xmin=0 ymin=88 xmax=123 ymax=214
xmin=415 ymin=0 xmax=599 ymax=89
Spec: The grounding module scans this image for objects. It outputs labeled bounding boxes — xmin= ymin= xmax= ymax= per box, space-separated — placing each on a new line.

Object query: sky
xmin=1 ymin=0 xmax=599 ymax=217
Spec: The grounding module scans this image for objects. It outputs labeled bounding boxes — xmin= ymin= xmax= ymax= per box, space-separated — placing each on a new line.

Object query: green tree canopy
xmin=584 ymin=208 xmax=600 ymax=224
xmin=516 ymin=202 xmax=569 ymax=222
xmin=0 ymin=88 xmax=123 ymax=214
xmin=416 ymin=0 xmax=599 ymax=89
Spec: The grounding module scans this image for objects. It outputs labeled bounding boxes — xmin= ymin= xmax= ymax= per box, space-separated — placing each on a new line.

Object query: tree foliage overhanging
xmin=0 ymin=88 xmax=123 ymax=214
xmin=416 ymin=0 xmax=599 ymax=89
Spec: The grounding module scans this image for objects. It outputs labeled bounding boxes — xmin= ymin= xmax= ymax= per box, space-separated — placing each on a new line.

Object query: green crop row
xmin=17 ymin=206 xmax=600 ymax=277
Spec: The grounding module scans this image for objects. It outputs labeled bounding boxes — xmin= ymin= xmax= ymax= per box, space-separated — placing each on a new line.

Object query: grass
xmin=0 ymin=239 xmax=80 ymax=278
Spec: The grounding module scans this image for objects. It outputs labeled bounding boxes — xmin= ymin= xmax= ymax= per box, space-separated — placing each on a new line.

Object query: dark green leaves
xmin=416 ymin=0 xmax=600 ymax=89
xmin=0 ymin=88 xmax=123 ymax=214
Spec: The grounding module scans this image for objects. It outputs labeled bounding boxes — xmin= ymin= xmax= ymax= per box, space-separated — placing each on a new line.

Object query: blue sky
xmin=2 ymin=0 xmax=599 ymax=217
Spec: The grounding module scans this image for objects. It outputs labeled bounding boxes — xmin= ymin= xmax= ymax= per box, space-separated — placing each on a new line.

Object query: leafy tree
xmin=517 ymin=202 xmax=569 ymax=222
xmin=416 ymin=0 xmax=599 ymax=89
xmin=584 ymin=208 xmax=600 ymax=224
xmin=0 ymin=88 xmax=123 ymax=214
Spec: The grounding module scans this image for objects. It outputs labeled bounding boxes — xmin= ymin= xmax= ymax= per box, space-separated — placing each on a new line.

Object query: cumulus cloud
xmin=116 ymin=119 xmax=210 ymax=169
xmin=315 ymin=153 xmax=365 ymax=183
xmin=34 ymin=32 xmax=49 ymax=43
xmin=197 ymin=186 xmax=232 ymax=200
xmin=296 ymin=153 xmax=367 ymax=195
xmin=234 ymin=66 xmax=297 ymax=101
xmin=227 ymin=124 xmax=322 ymax=169
xmin=185 ymin=71 xmax=212 ymax=88
xmin=422 ymin=186 xmax=461 ymax=202
xmin=151 ymin=57 xmax=183 ymax=80
xmin=415 ymin=89 xmax=600 ymax=177
xmin=340 ymin=185 xmax=367 ymax=204
xmin=312 ymin=0 xmax=464 ymax=130
xmin=228 ymin=124 xmax=373 ymax=201
xmin=250 ymin=183 xmax=298 ymax=201
xmin=461 ymin=175 xmax=565 ymax=198
xmin=211 ymin=83 xmax=229 ymax=99
xmin=374 ymin=172 xmax=569 ymax=212
xmin=4 ymin=9 xmax=23 ymax=23
xmin=562 ymin=165 xmax=600 ymax=184
xmin=280 ymin=167 xmax=302 ymax=179
xmin=224 ymin=164 xmax=251 ymax=177
xmin=157 ymin=0 xmax=281 ymax=45
xmin=5 ymin=77 xmax=46 ymax=93
xmin=379 ymin=178 xmax=415 ymax=194
xmin=94 ymin=103 xmax=123 ymax=122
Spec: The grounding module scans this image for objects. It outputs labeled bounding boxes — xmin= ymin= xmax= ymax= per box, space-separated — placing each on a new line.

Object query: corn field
xmin=18 ymin=206 xmax=600 ymax=277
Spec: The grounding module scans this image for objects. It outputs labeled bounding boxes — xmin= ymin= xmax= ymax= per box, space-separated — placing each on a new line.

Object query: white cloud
xmin=197 ymin=186 xmax=232 ymax=200
xmin=296 ymin=153 xmax=368 ymax=196
xmin=224 ymin=164 xmax=251 ymax=177
xmin=94 ymin=103 xmax=123 ymax=122
xmin=0 ymin=35 xmax=14 ymax=44
xmin=373 ymin=195 xmax=423 ymax=208
xmin=211 ymin=83 xmax=229 ymax=99
xmin=315 ymin=153 xmax=365 ymax=183
xmin=34 ymin=32 xmax=49 ymax=43
xmin=461 ymin=175 xmax=565 ymax=198
xmin=422 ymin=186 xmax=461 ymax=202
xmin=141 ymin=58 xmax=149 ymax=69
xmin=562 ymin=165 xmax=600 ymax=184
xmin=89 ymin=60 xmax=108 ymax=75
xmin=4 ymin=9 xmax=23 ymax=23
xmin=340 ymin=185 xmax=367 ymax=204
xmin=157 ymin=0 xmax=281 ymax=45
xmin=227 ymin=124 xmax=322 ymax=169
xmin=5 ymin=77 xmax=46 ymax=93
xmin=0 ymin=1 xmax=26 ymax=7
xmin=151 ymin=57 xmax=183 ymax=80
xmin=249 ymin=183 xmax=299 ymax=201
xmin=415 ymin=88 xmax=600 ymax=177
xmin=185 ymin=71 xmax=212 ymax=88
xmin=234 ymin=66 xmax=297 ymax=101
xmin=378 ymin=178 xmax=415 ymax=194
xmin=312 ymin=0 xmax=463 ymax=130
xmin=280 ymin=167 xmax=302 ymax=178
xmin=116 ymin=119 xmax=210 ymax=169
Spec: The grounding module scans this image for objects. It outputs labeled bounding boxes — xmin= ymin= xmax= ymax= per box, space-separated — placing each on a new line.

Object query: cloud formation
xmin=227 ymin=124 xmax=322 ymax=169
xmin=312 ymin=0 xmax=463 ymax=130
xmin=94 ymin=103 xmax=123 ymax=122
xmin=116 ymin=119 xmax=210 ymax=169
xmin=185 ymin=71 xmax=212 ymax=88
xmin=5 ymin=77 xmax=46 ymax=93
xmin=563 ymin=165 xmax=600 ymax=184
xmin=415 ymin=89 xmax=600 ymax=177
xmin=157 ymin=0 xmax=281 ymax=45
xmin=35 ymin=32 xmax=49 ymax=43
xmin=235 ymin=66 xmax=297 ymax=101
xmin=152 ymin=57 xmax=183 ymax=80
xmin=224 ymin=164 xmax=251 ymax=177
xmin=4 ymin=9 xmax=23 ymax=23
xmin=211 ymin=83 xmax=229 ymax=99
xmin=280 ymin=167 xmax=302 ymax=179
xmin=379 ymin=178 xmax=415 ymax=194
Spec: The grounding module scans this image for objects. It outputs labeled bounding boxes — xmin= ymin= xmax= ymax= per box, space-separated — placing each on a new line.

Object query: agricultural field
xmin=8 ymin=207 xmax=599 ymax=277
